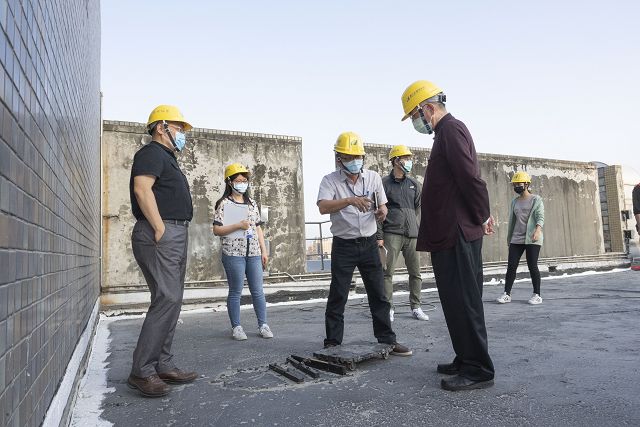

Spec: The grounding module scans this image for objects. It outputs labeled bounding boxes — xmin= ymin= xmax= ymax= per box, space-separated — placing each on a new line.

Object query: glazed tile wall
xmin=0 ymin=1 xmax=101 ymax=426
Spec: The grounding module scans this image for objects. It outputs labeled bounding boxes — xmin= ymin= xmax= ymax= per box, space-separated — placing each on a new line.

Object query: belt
xmin=334 ymin=235 xmax=375 ymax=245
xmin=163 ymin=219 xmax=190 ymax=227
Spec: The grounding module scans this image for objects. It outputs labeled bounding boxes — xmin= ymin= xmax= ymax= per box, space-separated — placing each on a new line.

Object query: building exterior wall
xmin=0 ymin=1 xmax=101 ymax=426
xmin=102 ymin=121 xmax=305 ymax=293
xmin=600 ymin=165 xmax=626 ymax=252
xmin=597 ymin=167 xmax=612 ymax=251
xmin=621 ymin=166 xmax=640 ymax=242
xmin=365 ymin=144 xmax=605 ymax=263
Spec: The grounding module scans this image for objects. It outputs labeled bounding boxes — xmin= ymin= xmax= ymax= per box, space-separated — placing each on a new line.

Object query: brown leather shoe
xmin=158 ymin=368 xmax=198 ymax=384
xmin=391 ymin=342 xmax=413 ymax=356
xmin=127 ymin=374 xmax=170 ymax=397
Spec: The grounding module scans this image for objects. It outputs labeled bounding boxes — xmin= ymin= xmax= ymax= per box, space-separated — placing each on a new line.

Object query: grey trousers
xmin=383 ymin=233 xmax=423 ymax=309
xmin=130 ymin=220 xmax=188 ymax=377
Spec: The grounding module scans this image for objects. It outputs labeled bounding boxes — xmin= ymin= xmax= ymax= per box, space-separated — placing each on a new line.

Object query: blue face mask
xmin=401 ymin=160 xmax=413 ymax=173
xmin=233 ymin=182 xmax=249 ymax=194
xmin=342 ymin=159 xmax=363 ymax=174
xmin=173 ymin=131 xmax=187 ymax=152
xmin=412 ymin=116 xmax=433 ymax=135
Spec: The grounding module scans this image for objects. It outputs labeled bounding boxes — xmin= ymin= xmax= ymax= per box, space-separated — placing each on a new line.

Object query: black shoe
xmin=323 ymin=342 xmax=338 ymax=349
xmin=441 ymin=375 xmax=494 ymax=391
xmin=437 ymin=362 xmax=461 ymax=375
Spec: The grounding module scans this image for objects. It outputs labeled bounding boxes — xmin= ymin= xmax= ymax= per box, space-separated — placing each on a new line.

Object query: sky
xmin=101 ymin=0 xmax=640 ymax=224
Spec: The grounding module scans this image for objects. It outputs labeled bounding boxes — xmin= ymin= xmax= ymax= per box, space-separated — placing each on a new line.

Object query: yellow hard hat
xmin=388 ymin=145 xmax=412 ymax=160
xmin=146 ymin=105 xmax=193 ymax=134
xmin=224 ymin=163 xmax=250 ymax=180
xmin=334 ymin=131 xmax=366 ymax=156
xmin=400 ymin=80 xmax=444 ymax=121
xmin=511 ymin=171 xmax=532 ymax=183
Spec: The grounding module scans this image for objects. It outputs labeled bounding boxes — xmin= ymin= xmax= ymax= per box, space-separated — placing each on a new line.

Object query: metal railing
xmin=305 ymin=220 xmax=332 ymax=271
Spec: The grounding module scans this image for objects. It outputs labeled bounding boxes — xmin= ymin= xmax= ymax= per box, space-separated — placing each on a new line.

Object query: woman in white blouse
xmin=213 ymin=163 xmax=272 ymax=340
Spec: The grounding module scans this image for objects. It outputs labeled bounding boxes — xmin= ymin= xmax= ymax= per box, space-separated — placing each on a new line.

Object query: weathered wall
xmin=599 ymin=165 xmax=626 ymax=252
xmin=102 ymin=121 xmax=305 ymax=292
xmin=621 ymin=166 xmax=640 ymax=241
xmin=0 ymin=1 xmax=101 ymax=426
xmin=365 ymin=144 xmax=605 ymax=263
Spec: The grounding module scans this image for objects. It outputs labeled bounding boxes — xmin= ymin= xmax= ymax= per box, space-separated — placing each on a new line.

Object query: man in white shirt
xmin=317 ymin=131 xmax=412 ymax=356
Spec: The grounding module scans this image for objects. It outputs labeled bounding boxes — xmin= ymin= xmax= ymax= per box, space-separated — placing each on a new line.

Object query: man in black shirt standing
xmin=127 ymin=105 xmax=197 ymax=397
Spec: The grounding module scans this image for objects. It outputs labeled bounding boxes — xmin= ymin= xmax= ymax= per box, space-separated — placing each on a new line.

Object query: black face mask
xmin=514 ymin=185 xmax=525 ymax=194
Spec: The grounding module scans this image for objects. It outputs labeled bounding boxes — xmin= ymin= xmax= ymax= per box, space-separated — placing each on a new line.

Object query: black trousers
xmin=324 ymin=235 xmax=396 ymax=346
xmin=504 ymin=243 xmax=541 ymax=295
xmin=431 ymin=230 xmax=495 ymax=381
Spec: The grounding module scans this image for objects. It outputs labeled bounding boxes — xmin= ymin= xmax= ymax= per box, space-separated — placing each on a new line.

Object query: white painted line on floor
xmin=69 ymin=315 xmax=116 ymax=427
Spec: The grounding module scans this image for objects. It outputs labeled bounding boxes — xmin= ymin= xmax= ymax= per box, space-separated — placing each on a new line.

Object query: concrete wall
xmin=600 ymin=165 xmax=626 ymax=252
xmin=365 ymin=144 xmax=605 ymax=263
xmin=102 ymin=121 xmax=305 ymax=293
xmin=0 ymin=1 xmax=102 ymax=426
xmin=621 ymin=166 xmax=640 ymax=241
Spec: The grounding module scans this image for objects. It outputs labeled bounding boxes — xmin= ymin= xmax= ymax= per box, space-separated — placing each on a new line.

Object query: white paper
xmin=223 ymin=203 xmax=249 ymax=238
xmin=379 ymin=246 xmax=388 ymax=270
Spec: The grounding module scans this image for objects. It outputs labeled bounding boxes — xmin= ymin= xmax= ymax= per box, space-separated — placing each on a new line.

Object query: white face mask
xmin=412 ymin=105 xmax=435 ymax=134
xmin=412 ymin=114 xmax=433 ymax=135
xmin=232 ymin=182 xmax=249 ymax=194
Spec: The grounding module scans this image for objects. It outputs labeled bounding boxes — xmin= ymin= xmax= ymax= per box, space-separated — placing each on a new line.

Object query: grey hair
xmin=147 ymin=121 xmax=160 ymax=135
xmin=424 ymin=92 xmax=447 ymax=109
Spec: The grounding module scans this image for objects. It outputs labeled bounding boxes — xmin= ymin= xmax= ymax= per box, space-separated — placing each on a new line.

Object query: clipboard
xmin=223 ymin=203 xmax=249 ymax=238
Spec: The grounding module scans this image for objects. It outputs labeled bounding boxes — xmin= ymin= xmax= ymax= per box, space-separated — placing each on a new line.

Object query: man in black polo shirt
xmin=127 ymin=105 xmax=198 ymax=397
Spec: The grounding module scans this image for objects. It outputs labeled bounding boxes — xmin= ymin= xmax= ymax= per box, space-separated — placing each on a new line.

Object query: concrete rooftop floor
xmin=71 ymin=269 xmax=640 ymax=427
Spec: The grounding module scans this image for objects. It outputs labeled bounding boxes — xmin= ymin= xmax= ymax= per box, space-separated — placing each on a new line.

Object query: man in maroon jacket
xmin=400 ymin=80 xmax=496 ymax=391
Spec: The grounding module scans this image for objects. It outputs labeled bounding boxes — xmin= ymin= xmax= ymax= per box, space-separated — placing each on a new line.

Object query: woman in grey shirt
xmin=497 ymin=171 xmax=545 ymax=305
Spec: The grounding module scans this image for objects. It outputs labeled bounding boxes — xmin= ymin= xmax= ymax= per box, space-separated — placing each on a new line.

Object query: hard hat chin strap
xmin=394 ymin=158 xmax=408 ymax=176
xmin=162 ymin=121 xmax=180 ymax=151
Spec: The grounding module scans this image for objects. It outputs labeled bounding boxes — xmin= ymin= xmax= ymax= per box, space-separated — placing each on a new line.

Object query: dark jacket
xmin=376 ymin=173 xmax=422 ymax=240
xmin=417 ymin=113 xmax=490 ymax=252
xmin=376 ymin=172 xmax=421 ymax=239
xmin=633 ymin=184 xmax=640 ymax=215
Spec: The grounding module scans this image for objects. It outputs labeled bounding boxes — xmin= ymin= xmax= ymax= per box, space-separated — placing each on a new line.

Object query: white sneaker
xmin=528 ymin=294 xmax=543 ymax=305
xmin=232 ymin=325 xmax=247 ymax=340
xmin=259 ymin=324 xmax=274 ymax=338
xmin=389 ymin=309 xmax=395 ymax=322
xmin=412 ymin=307 xmax=429 ymax=321
xmin=496 ymin=293 xmax=512 ymax=304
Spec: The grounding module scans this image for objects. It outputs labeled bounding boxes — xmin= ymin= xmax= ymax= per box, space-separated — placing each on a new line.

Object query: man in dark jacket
xmin=400 ymin=80 xmax=495 ymax=391
xmin=376 ymin=145 xmax=428 ymax=322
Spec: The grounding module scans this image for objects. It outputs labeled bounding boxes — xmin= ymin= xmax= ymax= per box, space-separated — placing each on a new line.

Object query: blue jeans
xmin=221 ymin=254 xmax=267 ymax=328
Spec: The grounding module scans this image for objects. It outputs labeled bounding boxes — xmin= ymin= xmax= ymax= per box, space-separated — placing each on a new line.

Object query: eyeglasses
xmin=339 ymin=155 xmax=364 ymax=162
xmin=168 ymin=124 xmax=185 ymax=133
